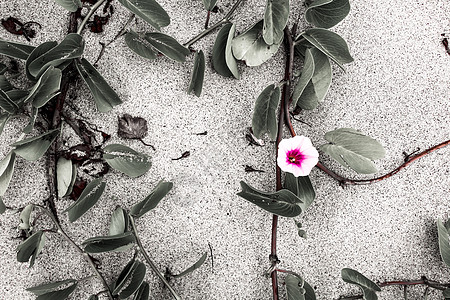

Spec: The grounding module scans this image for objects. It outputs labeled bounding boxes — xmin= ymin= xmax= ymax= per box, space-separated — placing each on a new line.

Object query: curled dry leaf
xmin=118 ymin=114 xmax=148 ymax=140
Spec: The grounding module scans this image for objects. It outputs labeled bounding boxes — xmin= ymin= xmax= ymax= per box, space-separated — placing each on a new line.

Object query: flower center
xmin=286 ymin=149 xmax=304 ymax=166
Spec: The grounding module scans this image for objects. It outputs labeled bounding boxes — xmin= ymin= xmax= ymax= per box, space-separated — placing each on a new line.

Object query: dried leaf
xmin=118 ymin=114 xmax=148 ymax=140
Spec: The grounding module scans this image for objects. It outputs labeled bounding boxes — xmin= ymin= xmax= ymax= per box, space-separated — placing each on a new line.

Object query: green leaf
xmin=28 ymin=33 xmax=84 ymax=77
xmin=0 ymin=63 xmax=6 ymax=74
xmin=305 ymin=0 xmax=350 ymax=29
xmin=202 ymin=0 xmax=218 ymax=10
xmin=263 ymin=0 xmax=289 ymax=44
xmin=212 ymin=23 xmax=239 ymax=78
xmin=0 ymin=151 xmax=16 ymax=196
xmin=53 ymin=0 xmax=82 ymax=12
xmin=23 ymin=106 xmax=38 ymax=134
xmin=303 ymin=279 xmax=317 ymax=300
xmin=6 ymin=89 xmax=29 ymax=104
xmin=252 ymin=84 xmax=280 ymax=140
xmin=301 ymin=28 xmax=353 ymax=70
xmin=125 ymin=31 xmax=157 ymax=60
xmin=285 ymin=274 xmax=305 ymax=300
xmin=130 ymin=180 xmax=173 ymax=218
xmin=23 ymin=66 xmax=62 ymax=108
xmin=56 ymin=157 xmax=75 ymax=198
xmin=109 ymin=207 xmax=129 ymax=235
xmin=64 ymin=177 xmax=106 ymax=222
xmin=18 ymin=204 xmax=34 ymax=231
xmin=0 ymin=113 xmax=11 ymax=136
xmin=75 ymin=58 xmax=123 ymax=112
xmin=103 ymin=144 xmax=151 ymax=177
xmin=237 ymin=181 xmax=303 ymax=217
xmin=293 ymin=48 xmax=332 ymax=110
xmin=117 ymin=0 xmax=170 ymax=30
xmin=437 ymin=219 xmax=450 ymax=267
xmin=133 ymin=282 xmax=149 ymax=300
xmin=27 ymin=279 xmax=77 ymax=296
xmin=0 ymin=196 xmax=5 ymax=214
xmin=118 ymin=261 xmax=146 ymax=299
xmin=34 ymin=283 xmax=77 ymax=300
xmin=285 ymin=173 xmax=316 ymax=211
xmin=0 ymin=89 xmax=19 ymax=114
xmin=26 ymin=41 xmax=57 ymax=80
xmin=173 ymin=252 xmax=207 ymax=278
xmin=12 ymin=129 xmax=59 ymax=161
xmin=88 ymin=295 xmax=99 ymax=300
xmin=443 ymin=288 xmax=450 ymax=299
xmin=0 ymin=75 xmax=13 ymax=91
xmin=341 ymin=268 xmax=381 ymax=300
xmin=0 ymin=39 xmax=35 ymax=60
xmin=16 ymin=230 xmax=45 ymax=267
xmin=113 ymin=259 xmax=137 ymax=294
xmin=188 ymin=50 xmax=205 ymax=97
xmin=232 ymin=20 xmax=281 ymax=67
xmin=83 ymin=232 xmax=136 ymax=253
xmin=320 ymin=128 xmax=386 ymax=174
xmin=144 ymin=32 xmax=190 ymax=63
xmin=292 ymin=48 xmax=315 ymax=108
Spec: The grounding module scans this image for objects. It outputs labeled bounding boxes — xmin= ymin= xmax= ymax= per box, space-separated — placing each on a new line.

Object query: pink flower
xmin=277 ymin=136 xmax=319 ymax=177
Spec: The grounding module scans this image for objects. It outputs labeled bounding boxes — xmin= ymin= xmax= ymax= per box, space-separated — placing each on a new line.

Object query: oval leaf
xmin=301 ymin=28 xmax=353 ymax=70
xmin=237 ymin=181 xmax=303 ymax=217
xmin=293 ymin=48 xmax=332 ymax=110
xmin=109 ymin=207 xmax=129 ymax=235
xmin=0 ymin=74 xmax=13 ymax=91
xmin=173 ymin=252 xmax=207 ymax=278
xmin=27 ymin=279 xmax=77 ymax=296
xmin=117 ymin=0 xmax=170 ymax=30
xmin=232 ymin=20 xmax=281 ymax=67
xmin=144 ymin=32 xmax=190 ymax=63
xmin=26 ymin=41 xmax=58 ymax=80
xmin=133 ymin=281 xmax=149 ymax=300
xmin=292 ymin=48 xmax=315 ymax=108
xmin=64 ymin=177 xmax=105 ymax=222
xmin=56 ymin=157 xmax=74 ymax=198
xmin=320 ymin=128 xmax=386 ymax=174
xmin=305 ymin=0 xmax=350 ymax=29
xmin=75 ymin=58 xmax=123 ymax=112
xmin=285 ymin=274 xmax=305 ymax=300
xmin=125 ymin=30 xmax=157 ymax=60
xmin=53 ymin=0 xmax=82 ymax=12
xmin=16 ymin=230 xmax=45 ymax=267
xmin=28 ymin=33 xmax=84 ymax=77
xmin=0 ymin=89 xmax=19 ymax=114
xmin=24 ymin=66 xmax=62 ymax=108
xmin=437 ymin=219 xmax=450 ymax=267
xmin=284 ymin=173 xmax=315 ymax=211
xmin=103 ymin=144 xmax=151 ymax=177
xmin=34 ymin=283 xmax=77 ymax=300
xmin=0 ymin=151 xmax=16 ymax=196
xmin=341 ymin=268 xmax=381 ymax=300
xmin=18 ymin=204 xmax=34 ymax=231
xmin=263 ymin=0 xmax=289 ymax=44
xmin=12 ymin=129 xmax=59 ymax=161
xmin=83 ymin=232 xmax=136 ymax=253
xmin=252 ymin=84 xmax=280 ymax=140
xmin=0 ymin=39 xmax=35 ymax=60
xmin=212 ymin=23 xmax=237 ymax=78
xmin=130 ymin=180 xmax=173 ymax=218
xmin=119 ymin=261 xmax=146 ymax=299
xmin=188 ymin=50 xmax=205 ymax=97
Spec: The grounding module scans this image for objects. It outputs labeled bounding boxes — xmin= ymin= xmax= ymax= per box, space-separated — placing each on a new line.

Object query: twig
xmin=208 ymin=242 xmax=214 ymax=273
xmin=204 ymin=11 xmax=211 ymax=29
xmin=316 ymin=139 xmax=450 ymax=185
xmin=129 ymin=215 xmax=182 ymax=300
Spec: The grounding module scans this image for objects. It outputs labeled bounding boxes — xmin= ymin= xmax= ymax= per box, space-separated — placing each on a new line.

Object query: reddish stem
xmin=317 ymin=139 xmax=450 ymax=185
xmin=205 ymin=11 xmax=211 ymax=29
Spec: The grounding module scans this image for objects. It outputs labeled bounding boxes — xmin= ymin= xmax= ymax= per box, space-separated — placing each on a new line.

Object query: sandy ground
xmin=0 ymin=0 xmax=449 ymax=299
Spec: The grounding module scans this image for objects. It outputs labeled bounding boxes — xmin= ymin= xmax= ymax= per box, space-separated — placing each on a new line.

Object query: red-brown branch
xmin=317 ymin=139 xmax=450 ymax=185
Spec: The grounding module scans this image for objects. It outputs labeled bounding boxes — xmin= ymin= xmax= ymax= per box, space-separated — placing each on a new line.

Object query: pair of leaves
xmin=75 ymin=58 xmax=123 ymax=112
xmin=292 ymin=48 xmax=332 ymax=110
xmin=17 ymin=230 xmax=45 ymax=267
xmin=108 ymin=207 xmax=133 ymax=252
xmin=237 ymin=181 xmax=303 ymax=217
xmin=27 ymin=33 xmax=84 ymax=78
xmin=24 ymin=66 xmax=62 ymax=108
xmin=212 ymin=23 xmax=240 ymax=78
xmin=0 ymin=39 xmax=35 ymax=60
xmin=437 ymin=219 xmax=450 ymax=267
xmin=0 ymin=151 xmax=16 ymax=197
xmin=320 ymin=128 xmax=386 ymax=174
xmin=103 ymin=144 xmax=151 ymax=178
xmin=188 ymin=50 xmax=205 ymax=97
xmin=341 ymin=268 xmax=381 ymax=300
xmin=63 ymin=177 xmax=105 ymax=222
xmin=130 ymin=180 xmax=173 ymax=218
xmin=251 ymin=84 xmax=280 ymax=140
xmin=53 ymin=0 xmax=82 ymax=12
xmin=56 ymin=157 xmax=77 ymax=198
xmin=112 ymin=259 xmax=146 ymax=299
xmin=263 ymin=0 xmax=289 ymax=45
xmin=285 ymin=274 xmax=316 ymax=300
xmin=305 ymin=0 xmax=350 ymax=29
xmin=232 ymin=20 xmax=282 ymax=67
xmin=11 ymin=129 xmax=60 ymax=161
xmin=27 ymin=279 xmax=77 ymax=300
xmin=298 ymin=28 xmax=353 ymax=70
xmin=125 ymin=31 xmax=190 ymax=63
xmin=83 ymin=231 xmax=136 ymax=253
xmin=117 ymin=0 xmax=170 ymax=31
xmin=284 ymin=173 xmax=316 ymax=211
